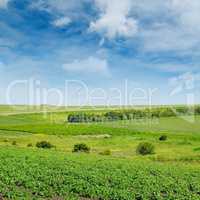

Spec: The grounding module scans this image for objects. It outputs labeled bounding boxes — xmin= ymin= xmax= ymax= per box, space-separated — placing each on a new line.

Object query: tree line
xmin=67 ymin=106 xmax=200 ymax=123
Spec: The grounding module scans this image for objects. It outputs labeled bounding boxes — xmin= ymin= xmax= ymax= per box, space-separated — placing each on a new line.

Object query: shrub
xmin=36 ymin=141 xmax=54 ymax=149
xmin=99 ymin=149 xmax=111 ymax=156
xmin=193 ymin=147 xmax=200 ymax=152
xmin=12 ymin=141 xmax=17 ymax=146
xmin=73 ymin=143 xmax=90 ymax=153
xmin=159 ymin=135 xmax=167 ymax=141
xmin=27 ymin=143 xmax=33 ymax=147
xmin=136 ymin=142 xmax=155 ymax=155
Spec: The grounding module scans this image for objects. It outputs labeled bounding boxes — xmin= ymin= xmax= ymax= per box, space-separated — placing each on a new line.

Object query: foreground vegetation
xmin=0 ymin=147 xmax=200 ymax=200
xmin=0 ymin=105 xmax=200 ymax=199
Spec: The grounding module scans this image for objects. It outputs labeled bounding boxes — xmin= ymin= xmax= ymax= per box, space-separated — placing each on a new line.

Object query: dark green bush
xmin=36 ymin=141 xmax=54 ymax=149
xmin=136 ymin=142 xmax=155 ymax=155
xmin=12 ymin=141 xmax=17 ymax=146
xmin=195 ymin=106 xmax=200 ymax=114
xmin=159 ymin=135 xmax=167 ymax=141
xmin=27 ymin=143 xmax=33 ymax=147
xmin=73 ymin=143 xmax=90 ymax=153
xmin=99 ymin=149 xmax=111 ymax=156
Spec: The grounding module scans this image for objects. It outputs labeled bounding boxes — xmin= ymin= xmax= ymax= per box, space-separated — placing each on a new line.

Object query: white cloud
xmin=131 ymin=0 xmax=200 ymax=54
xmin=171 ymin=0 xmax=200 ymax=33
xmin=90 ymin=0 xmax=138 ymax=39
xmin=0 ymin=0 xmax=9 ymax=8
xmin=30 ymin=0 xmax=85 ymax=14
xmin=151 ymin=62 xmax=197 ymax=73
xmin=52 ymin=16 xmax=71 ymax=27
xmin=26 ymin=0 xmax=200 ymax=55
xmin=30 ymin=0 xmax=87 ymax=29
xmin=62 ymin=56 xmax=109 ymax=75
xmin=141 ymin=23 xmax=199 ymax=53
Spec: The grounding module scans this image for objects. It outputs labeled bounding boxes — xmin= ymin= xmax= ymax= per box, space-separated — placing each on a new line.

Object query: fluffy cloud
xmin=171 ymin=0 xmax=200 ymax=32
xmin=90 ymin=0 xmax=138 ymax=39
xmin=130 ymin=0 xmax=200 ymax=54
xmin=30 ymin=0 xmax=200 ymax=50
xmin=62 ymin=56 xmax=109 ymax=75
xmin=0 ymin=0 xmax=9 ymax=8
xmin=140 ymin=23 xmax=199 ymax=53
xmin=52 ymin=16 xmax=71 ymax=27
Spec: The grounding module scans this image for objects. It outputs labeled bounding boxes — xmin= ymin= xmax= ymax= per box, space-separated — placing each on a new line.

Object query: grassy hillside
xmin=0 ymin=111 xmax=200 ymax=135
xmin=0 ymin=106 xmax=200 ymax=199
xmin=0 ymin=110 xmax=199 ymax=161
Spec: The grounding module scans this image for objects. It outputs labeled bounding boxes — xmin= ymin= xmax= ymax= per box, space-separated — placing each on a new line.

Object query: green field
xmin=0 ymin=105 xmax=200 ymax=199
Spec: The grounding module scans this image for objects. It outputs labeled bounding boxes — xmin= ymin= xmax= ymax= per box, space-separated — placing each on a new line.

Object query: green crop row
xmin=0 ymin=147 xmax=199 ymax=200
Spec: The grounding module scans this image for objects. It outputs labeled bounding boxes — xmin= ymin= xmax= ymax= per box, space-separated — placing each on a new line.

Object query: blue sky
xmin=0 ymin=0 xmax=200 ymax=106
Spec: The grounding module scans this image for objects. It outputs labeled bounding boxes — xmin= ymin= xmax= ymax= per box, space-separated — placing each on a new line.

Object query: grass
xmin=0 ymin=147 xmax=199 ymax=200
xmin=0 ymin=128 xmax=199 ymax=162
xmin=1 ymin=111 xmax=200 ymax=135
xmin=0 ymin=106 xmax=200 ymax=198
xmin=0 ymin=111 xmax=199 ymax=161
